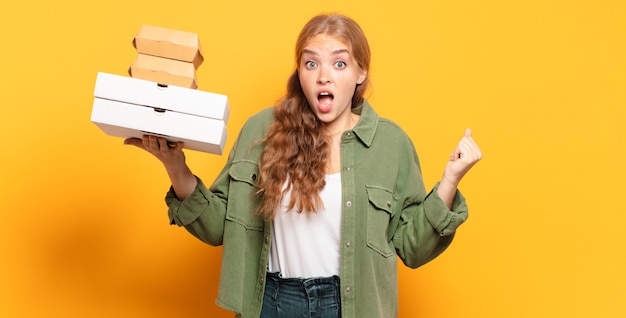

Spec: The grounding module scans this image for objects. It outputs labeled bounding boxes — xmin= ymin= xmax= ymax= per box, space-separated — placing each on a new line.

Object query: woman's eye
xmin=305 ymin=61 xmax=317 ymax=68
xmin=335 ymin=61 xmax=346 ymax=69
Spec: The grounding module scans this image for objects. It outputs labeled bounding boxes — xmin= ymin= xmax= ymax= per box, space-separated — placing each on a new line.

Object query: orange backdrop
xmin=1 ymin=0 xmax=625 ymax=317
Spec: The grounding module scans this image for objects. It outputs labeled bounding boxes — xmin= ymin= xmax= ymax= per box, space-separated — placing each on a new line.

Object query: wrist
xmin=437 ymin=175 xmax=459 ymax=210
xmin=440 ymin=174 xmax=460 ymax=190
xmin=165 ymin=163 xmax=192 ymax=180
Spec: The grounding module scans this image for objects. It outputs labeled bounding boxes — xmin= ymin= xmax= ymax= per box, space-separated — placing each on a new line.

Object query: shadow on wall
xmin=22 ymin=200 xmax=225 ymax=317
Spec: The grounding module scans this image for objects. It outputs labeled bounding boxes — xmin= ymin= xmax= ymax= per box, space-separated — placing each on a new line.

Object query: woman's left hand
xmin=442 ymin=128 xmax=483 ymax=186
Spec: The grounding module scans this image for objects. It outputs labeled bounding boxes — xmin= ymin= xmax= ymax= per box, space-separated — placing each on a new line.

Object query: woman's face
xmin=298 ymin=34 xmax=366 ymax=130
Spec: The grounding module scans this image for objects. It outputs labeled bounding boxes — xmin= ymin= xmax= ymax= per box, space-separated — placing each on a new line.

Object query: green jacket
xmin=165 ymin=101 xmax=468 ymax=318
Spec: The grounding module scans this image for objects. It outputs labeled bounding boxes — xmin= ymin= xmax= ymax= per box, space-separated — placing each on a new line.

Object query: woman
xmin=125 ymin=13 xmax=482 ymax=318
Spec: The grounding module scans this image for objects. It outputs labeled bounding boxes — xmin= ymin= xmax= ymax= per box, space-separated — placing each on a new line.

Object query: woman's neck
xmin=325 ymin=112 xmax=359 ymax=137
xmin=325 ymin=113 xmax=360 ymax=174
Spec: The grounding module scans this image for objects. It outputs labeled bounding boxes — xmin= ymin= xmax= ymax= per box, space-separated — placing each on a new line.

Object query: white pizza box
xmin=91 ymin=98 xmax=227 ymax=154
xmin=93 ymin=72 xmax=228 ymax=121
xmin=91 ymin=72 xmax=229 ymax=154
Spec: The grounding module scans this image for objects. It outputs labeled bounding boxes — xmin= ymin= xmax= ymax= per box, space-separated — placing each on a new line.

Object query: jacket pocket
xmin=225 ymin=159 xmax=263 ymax=231
xmin=365 ymin=185 xmax=395 ymax=258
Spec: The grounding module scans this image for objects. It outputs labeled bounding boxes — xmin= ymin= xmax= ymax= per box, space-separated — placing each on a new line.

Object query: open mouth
xmin=318 ymin=91 xmax=334 ymax=107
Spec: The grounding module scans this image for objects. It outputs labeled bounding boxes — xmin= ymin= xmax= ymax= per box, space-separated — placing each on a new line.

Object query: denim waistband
xmin=262 ymin=271 xmax=342 ymax=318
xmin=266 ymin=271 xmax=340 ymax=287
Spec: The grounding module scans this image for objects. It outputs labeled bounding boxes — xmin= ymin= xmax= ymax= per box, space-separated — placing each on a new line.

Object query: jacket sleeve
xmin=392 ymin=138 xmax=469 ymax=269
xmin=163 ymin=107 xmax=274 ymax=247
xmin=164 ymin=139 xmax=240 ymax=247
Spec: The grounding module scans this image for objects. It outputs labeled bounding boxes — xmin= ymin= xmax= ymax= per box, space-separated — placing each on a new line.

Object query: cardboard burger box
xmin=129 ymin=53 xmax=198 ymax=89
xmin=91 ymin=72 xmax=229 ymax=154
xmin=132 ymin=25 xmax=204 ymax=68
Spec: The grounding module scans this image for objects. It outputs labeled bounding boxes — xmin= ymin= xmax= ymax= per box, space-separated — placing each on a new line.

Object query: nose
xmin=317 ymin=66 xmax=331 ymax=84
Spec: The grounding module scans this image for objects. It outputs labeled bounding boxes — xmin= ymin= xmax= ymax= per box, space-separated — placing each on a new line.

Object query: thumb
xmin=123 ymin=137 xmax=144 ymax=149
xmin=464 ymin=128 xmax=472 ymax=137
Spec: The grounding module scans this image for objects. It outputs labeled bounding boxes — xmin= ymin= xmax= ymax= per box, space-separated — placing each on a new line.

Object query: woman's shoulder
xmin=250 ymin=106 xmax=276 ymax=120
xmin=226 ymin=107 xmax=275 ymax=160
xmin=377 ymin=116 xmax=407 ymax=135
xmin=362 ymin=104 xmax=411 ymax=139
xmin=376 ymin=117 xmax=416 ymax=150
xmin=361 ymin=101 xmax=406 ymax=133
xmin=239 ymin=107 xmax=275 ymax=133
xmin=361 ymin=103 xmax=417 ymax=151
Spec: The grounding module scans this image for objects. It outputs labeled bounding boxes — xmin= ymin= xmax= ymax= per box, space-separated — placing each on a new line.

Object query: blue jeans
xmin=260 ymin=272 xmax=342 ymax=318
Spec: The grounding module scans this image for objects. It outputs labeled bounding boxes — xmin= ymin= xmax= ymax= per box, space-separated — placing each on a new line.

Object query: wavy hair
xmin=255 ymin=14 xmax=371 ymax=219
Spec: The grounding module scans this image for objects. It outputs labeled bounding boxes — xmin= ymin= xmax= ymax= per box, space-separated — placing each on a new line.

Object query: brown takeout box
xmin=129 ymin=53 xmax=198 ymax=89
xmin=132 ymin=25 xmax=204 ymax=68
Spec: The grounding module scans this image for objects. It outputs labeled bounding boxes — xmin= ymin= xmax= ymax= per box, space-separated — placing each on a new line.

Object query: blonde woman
xmin=125 ymin=13 xmax=482 ymax=318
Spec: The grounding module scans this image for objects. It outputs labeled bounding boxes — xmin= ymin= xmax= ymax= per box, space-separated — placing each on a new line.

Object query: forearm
xmin=436 ymin=176 xmax=459 ymax=210
xmin=165 ymin=163 xmax=197 ymax=200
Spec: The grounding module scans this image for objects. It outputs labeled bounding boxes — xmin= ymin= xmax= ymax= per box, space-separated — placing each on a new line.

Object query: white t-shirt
xmin=267 ymin=173 xmax=342 ymax=278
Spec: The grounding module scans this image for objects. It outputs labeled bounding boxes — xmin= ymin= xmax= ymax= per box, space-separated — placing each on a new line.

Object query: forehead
xmin=301 ymin=34 xmax=351 ymax=54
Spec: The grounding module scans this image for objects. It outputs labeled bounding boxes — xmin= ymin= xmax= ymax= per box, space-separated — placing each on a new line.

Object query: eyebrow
xmin=302 ymin=48 xmax=350 ymax=56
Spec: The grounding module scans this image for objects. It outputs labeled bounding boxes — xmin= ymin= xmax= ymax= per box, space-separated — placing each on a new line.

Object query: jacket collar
xmin=351 ymin=100 xmax=378 ymax=148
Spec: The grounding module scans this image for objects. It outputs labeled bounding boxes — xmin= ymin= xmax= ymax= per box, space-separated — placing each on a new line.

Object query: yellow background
xmin=1 ymin=0 xmax=625 ymax=317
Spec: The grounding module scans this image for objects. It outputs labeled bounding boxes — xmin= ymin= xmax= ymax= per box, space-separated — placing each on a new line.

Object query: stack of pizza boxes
xmin=90 ymin=25 xmax=229 ymax=154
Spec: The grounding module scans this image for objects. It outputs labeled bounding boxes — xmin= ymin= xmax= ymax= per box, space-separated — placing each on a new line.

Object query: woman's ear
xmin=357 ymin=71 xmax=367 ymax=85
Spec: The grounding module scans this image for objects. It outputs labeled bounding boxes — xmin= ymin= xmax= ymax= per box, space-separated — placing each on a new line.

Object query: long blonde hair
xmin=255 ymin=13 xmax=371 ymax=219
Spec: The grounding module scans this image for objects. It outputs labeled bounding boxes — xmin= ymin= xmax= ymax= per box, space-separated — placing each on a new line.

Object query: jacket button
xmin=386 ymin=200 xmax=391 ymax=208
xmin=252 ymin=174 xmax=257 ymax=181
xmin=346 ymin=201 xmax=352 ymax=207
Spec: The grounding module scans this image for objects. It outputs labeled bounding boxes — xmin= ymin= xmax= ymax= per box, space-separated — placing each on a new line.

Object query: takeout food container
xmin=128 ymin=53 xmax=198 ymax=89
xmin=90 ymin=72 xmax=228 ymax=154
xmin=132 ymin=25 xmax=203 ymax=68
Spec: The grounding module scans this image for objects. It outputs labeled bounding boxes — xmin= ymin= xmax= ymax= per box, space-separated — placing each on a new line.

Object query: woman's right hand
xmin=124 ymin=135 xmax=198 ymax=200
xmin=124 ymin=135 xmax=186 ymax=168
